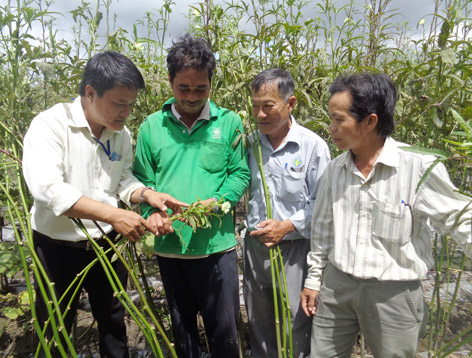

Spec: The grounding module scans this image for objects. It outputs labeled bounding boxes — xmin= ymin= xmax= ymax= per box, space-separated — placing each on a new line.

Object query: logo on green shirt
xmin=211 ymin=127 xmax=222 ymax=139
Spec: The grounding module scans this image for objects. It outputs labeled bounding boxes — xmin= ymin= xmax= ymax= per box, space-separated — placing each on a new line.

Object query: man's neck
xmin=268 ymin=117 xmax=292 ymax=150
xmin=81 ymin=96 xmax=104 ymax=138
xmin=173 ymin=103 xmax=205 ymax=130
xmin=352 ymin=137 xmax=386 ymax=178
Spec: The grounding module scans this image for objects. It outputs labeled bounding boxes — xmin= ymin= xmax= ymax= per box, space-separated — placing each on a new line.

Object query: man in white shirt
xmin=22 ymin=51 xmax=186 ymax=357
xmin=300 ymin=73 xmax=472 ymax=358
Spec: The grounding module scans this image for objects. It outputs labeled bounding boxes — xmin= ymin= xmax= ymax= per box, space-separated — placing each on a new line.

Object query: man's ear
xmin=168 ymin=74 xmax=173 ymax=86
xmin=365 ymin=113 xmax=378 ymax=132
xmin=84 ymin=85 xmax=95 ymax=101
xmin=287 ymin=95 xmax=297 ymax=112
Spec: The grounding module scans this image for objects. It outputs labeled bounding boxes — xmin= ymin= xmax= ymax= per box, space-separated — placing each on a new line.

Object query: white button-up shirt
xmin=305 ymin=137 xmax=472 ymax=290
xmin=22 ymin=97 xmax=143 ymax=242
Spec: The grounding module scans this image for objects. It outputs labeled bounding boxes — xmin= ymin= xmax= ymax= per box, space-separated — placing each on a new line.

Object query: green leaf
xmin=399 ymin=146 xmax=448 ymax=158
xmin=439 ymin=48 xmax=456 ymax=64
xmin=2 ymin=307 xmax=21 ymax=320
xmin=432 ymin=109 xmax=443 ymax=127
xmin=450 ymin=109 xmax=472 ymax=137
xmin=438 ymin=20 xmax=450 ymax=49
xmin=415 ymin=158 xmax=445 ymax=193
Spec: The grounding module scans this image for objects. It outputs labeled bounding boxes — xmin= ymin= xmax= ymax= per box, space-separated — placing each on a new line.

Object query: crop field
xmin=0 ymin=0 xmax=471 ymax=357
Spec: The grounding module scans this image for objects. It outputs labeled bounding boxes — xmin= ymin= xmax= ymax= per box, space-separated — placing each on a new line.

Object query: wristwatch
xmin=140 ymin=187 xmax=155 ymax=203
xmin=210 ymin=197 xmax=219 ymax=213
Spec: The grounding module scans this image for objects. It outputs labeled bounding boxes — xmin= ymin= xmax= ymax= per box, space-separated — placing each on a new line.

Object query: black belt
xmin=33 ymin=230 xmax=119 ymax=251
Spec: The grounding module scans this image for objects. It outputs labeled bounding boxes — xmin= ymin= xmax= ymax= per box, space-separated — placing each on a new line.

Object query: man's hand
xmin=144 ymin=191 xmax=189 ymax=214
xmin=300 ymin=288 xmax=319 ymax=317
xmin=64 ymin=196 xmax=151 ymax=242
xmin=249 ymin=219 xmax=295 ymax=248
xmin=145 ymin=211 xmax=173 ymax=236
xmin=109 ymin=208 xmax=150 ymax=242
xmin=198 ymin=198 xmax=217 ymax=209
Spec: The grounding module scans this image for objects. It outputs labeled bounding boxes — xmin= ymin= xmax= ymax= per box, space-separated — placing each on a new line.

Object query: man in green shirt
xmin=133 ymin=34 xmax=250 ymax=357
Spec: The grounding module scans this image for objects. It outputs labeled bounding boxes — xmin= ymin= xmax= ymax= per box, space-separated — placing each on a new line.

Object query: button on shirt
xmin=305 ymin=137 xmax=472 ymax=291
xmin=246 ymin=117 xmax=330 ymax=240
xmin=22 ymin=97 xmax=143 ymax=242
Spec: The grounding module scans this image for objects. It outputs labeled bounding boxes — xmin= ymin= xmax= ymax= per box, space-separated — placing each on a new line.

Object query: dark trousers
xmin=157 ymin=250 xmax=240 ymax=358
xmin=33 ymin=230 xmax=129 ymax=358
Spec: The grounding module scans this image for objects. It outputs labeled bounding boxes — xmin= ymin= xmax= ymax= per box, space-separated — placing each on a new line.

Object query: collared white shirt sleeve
xmin=23 ymin=100 xmax=84 ymax=217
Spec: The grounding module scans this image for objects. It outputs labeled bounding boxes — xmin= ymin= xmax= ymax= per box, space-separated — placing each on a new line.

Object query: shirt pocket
xmin=198 ymin=141 xmax=227 ymax=173
xmin=276 ymin=171 xmax=306 ymax=203
xmin=371 ymin=201 xmax=412 ymax=245
xmin=102 ymin=160 xmax=125 ymax=192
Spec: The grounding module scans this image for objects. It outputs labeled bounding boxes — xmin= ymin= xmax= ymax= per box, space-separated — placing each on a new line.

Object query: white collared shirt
xmin=22 ymin=97 xmax=143 ymax=242
xmin=305 ymin=137 xmax=472 ymax=290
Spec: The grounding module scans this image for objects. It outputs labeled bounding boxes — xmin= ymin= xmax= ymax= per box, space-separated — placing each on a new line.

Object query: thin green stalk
xmin=127 ymin=243 xmax=172 ymax=340
xmin=436 ymin=250 xmax=467 ymax=350
xmin=1 ymin=178 xmax=76 ymax=357
xmin=38 ymin=257 xmax=97 ymax=357
xmin=276 ymin=245 xmax=293 ymax=355
xmin=74 ymin=222 xmax=165 ymax=357
xmin=272 ymin=247 xmax=287 ymax=357
xmin=269 ymin=248 xmax=283 ymax=358
xmin=72 ymin=219 xmax=177 ymax=358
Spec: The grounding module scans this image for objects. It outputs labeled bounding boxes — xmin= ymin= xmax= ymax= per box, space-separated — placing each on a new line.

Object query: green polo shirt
xmin=133 ymin=98 xmax=250 ymax=255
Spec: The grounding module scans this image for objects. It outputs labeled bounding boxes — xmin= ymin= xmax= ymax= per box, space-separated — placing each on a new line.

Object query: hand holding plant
xmin=171 ymin=196 xmax=230 ymax=233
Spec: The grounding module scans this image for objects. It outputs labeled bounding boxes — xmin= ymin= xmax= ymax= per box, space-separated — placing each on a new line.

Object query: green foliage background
xmin=0 ymin=0 xmax=471 ymax=356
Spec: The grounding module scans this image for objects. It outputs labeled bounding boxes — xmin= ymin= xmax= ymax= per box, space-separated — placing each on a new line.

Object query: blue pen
xmin=285 ymin=162 xmax=288 ymax=170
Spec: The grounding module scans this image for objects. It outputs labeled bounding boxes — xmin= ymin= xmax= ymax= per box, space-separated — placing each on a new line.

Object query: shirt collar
xmin=68 ymin=97 xmax=89 ymax=128
xmin=259 ymin=115 xmax=300 ymax=151
xmin=68 ymin=97 xmax=115 ymax=140
xmin=171 ymin=99 xmax=211 ymax=123
xmin=285 ymin=115 xmax=302 ymax=144
xmin=336 ymin=136 xmax=400 ymax=169
xmin=375 ymin=137 xmax=400 ymax=168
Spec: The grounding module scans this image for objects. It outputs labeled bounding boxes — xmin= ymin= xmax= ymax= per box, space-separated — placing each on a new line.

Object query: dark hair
xmin=79 ymin=51 xmax=145 ymax=97
xmin=329 ymin=73 xmax=396 ymax=138
xmin=251 ymin=68 xmax=295 ymax=102
xmin=167 ymin=33 xmax=216 ymax=82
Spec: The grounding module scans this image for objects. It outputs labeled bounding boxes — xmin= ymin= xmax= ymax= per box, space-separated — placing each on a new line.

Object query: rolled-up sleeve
xmin=415 ymin=161 xmax=472 ymax=258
